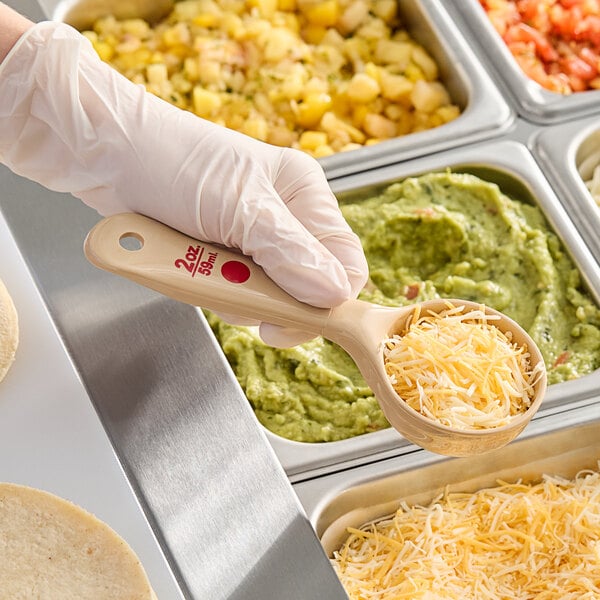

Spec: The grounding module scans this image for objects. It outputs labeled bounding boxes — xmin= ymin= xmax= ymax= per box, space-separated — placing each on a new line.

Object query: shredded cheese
xmin=331 ymin=468 xmax=600 ymax=599
xmin=383 ymin=302 xmax=543 ymax=430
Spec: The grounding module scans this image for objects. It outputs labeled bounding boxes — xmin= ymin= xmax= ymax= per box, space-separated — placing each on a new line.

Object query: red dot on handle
xmin=221 ymin=260 xmax=251 ymax=283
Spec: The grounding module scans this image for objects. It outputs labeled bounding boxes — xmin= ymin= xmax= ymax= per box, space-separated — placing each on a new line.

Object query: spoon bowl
xmin=84 ymin=213 xmax=547 ymax=456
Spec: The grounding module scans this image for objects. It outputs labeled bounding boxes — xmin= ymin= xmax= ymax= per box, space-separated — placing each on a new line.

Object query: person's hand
xmin=0 ymin=21 xmax=368 ymax=346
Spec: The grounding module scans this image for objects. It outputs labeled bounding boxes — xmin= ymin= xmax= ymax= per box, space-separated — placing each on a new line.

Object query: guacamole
xmin=207 ymin=172 xmax=600 ymax=443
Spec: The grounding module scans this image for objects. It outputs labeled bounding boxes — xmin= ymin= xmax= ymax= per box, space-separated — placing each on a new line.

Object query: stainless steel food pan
xmin=295 ymin=399 xmax=600 ymax=557
xmin=261 ymin=138 xmax=600 ymax=482
xmin=532 ymin=114 xmax=600 ymax=262
xmin=49 ymin=0 xmax=513 ymax=179
xmin=448 ymin=0 xmax=600 ymax=125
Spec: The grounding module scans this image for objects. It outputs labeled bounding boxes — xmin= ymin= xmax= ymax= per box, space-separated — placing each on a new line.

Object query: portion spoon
xmin=84 ymin=213 xmax=547 ymax=456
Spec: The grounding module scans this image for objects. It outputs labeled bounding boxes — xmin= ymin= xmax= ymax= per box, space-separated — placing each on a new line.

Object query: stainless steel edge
xmin=0 ymin=168 xmax=349 ymax=599
xmin=446 ymin=0 xmax=600 ymax=125
xmin=531 ymin=115 xmax=600 ymax=263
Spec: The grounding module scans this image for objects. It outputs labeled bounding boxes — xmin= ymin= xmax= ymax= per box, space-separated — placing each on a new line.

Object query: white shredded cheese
xmin=332 ymin=467 xmax=600 ymax=599
xmin=382 ymin=302 xmax=543 ymax=430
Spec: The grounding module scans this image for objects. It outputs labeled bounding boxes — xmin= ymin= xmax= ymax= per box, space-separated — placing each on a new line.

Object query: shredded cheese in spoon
xmin=331 ymin=468 xmax=600 ymax=599
xmin=383 ymin=302 xmax=542 ymax=430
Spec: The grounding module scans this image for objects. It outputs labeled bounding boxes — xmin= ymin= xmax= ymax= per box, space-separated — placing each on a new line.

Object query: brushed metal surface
xmin=531 ymin=114 xmax=600 ymax=263
xmin=0 ymin=165 xmax=349 ymax=600
xmin=1 ymin=1 xmax=350 ymax=592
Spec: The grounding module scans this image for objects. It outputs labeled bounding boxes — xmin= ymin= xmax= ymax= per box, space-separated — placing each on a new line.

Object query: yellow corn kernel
xmin=411 ymin=45 xmax=438 ymax=81
xmin=347 ymin=73 xmax=380 ymax=103
xmin=113 ymin=53 xmax=145 ymax=70
xmin=299 ymin=130 xmax=328 ymax=150
xmin=436 ymin=104 xmax=460 ymax=123
xmin=312 ymin=144 xmax=335 ymax=158
xmin=278 ymin=0 xmax=296 ymax=10
xmin=302 ymin=24 xmax=327 ymax=44
xmin=193 ymin=13 xmax=219 ymax=28
xmin=295 ymin=93 xmax=332 ymax=128
xmin=92 ymin=41 xmax=115 ymax=62
xmin=82 ymin=30 xmax=98 ymax=44
xmin=248 ymin=0 xmax=278 ymax=18
xmin=220 ymin=13 xmax=244 ymax=38
xmin=404 ymin=62 xmax=425 ymax=82
xmin=192 ymin=86 xmax=222 ymax=117
xmin=364 ymin=62 xmax=380 ymax=82
xmin=302 ymin=0 xmax=339 ymax=27
xmin=351 ymin=104 xmax=369 ymax=128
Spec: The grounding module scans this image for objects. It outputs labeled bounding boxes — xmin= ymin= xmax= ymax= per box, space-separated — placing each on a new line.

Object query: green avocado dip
xmin=207 ymin=171 xmax=600 ymax=443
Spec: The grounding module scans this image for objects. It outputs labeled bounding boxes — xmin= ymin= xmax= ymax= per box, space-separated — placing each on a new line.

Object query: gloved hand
xmin=0 ymin=21 xmax=368 ymax=347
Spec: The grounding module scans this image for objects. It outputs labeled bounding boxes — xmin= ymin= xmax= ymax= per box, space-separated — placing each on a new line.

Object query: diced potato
xmin=372 ymin=0 xmax=397 ymax=23
xmin=299 ymin=130 xmax=328 ymax=150
xmin=410 ymin=80 xmax=451 ymax=113
xmin=338 ymin=1 xmax=369 ymax=35
xmin=374 ymin=39 xmax=413 ymax=67
xmin=146 ymin=63 xmax=168 ymax=85
xmin=300 ymin=0 xmax=339 ymax=27
xmin=379 ymin=70 xmax=413 ymax=100
xmin=347 ymin=73 xmax=380 ymax=103
xmin=363 ymin=113 xmax=396 ymax=139
xmin=260 ymin=27 xmax=298 ymax=61
xmin=411 ymin=45 xmax=439 ymax=81
xmin=321 ymin=111 xmax=366 ymax=144
xmin=241 ymin=116 xmax=269 ymax=140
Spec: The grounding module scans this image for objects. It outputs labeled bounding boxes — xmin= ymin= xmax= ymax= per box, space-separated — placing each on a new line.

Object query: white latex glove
xmin=0 ymin=21 xmax=368 ymax=347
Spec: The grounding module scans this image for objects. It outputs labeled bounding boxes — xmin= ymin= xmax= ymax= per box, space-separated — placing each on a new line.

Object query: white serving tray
xmin=0 ymin=210 xmax=184 ymax=599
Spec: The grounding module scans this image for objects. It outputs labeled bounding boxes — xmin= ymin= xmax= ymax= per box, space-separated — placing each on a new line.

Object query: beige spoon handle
xmin=84 ymin=213 xmax=330 ymax=333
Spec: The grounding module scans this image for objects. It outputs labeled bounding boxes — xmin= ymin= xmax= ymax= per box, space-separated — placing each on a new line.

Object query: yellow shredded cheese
xmin=383 ymin=302 xmax=542 ymax=430
xmin=332 ymin=468 xmax=600 ymax=599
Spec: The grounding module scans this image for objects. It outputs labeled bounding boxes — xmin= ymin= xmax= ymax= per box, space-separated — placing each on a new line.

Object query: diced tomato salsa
xmin=480 ymin=0 xmax=600 ymax=93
